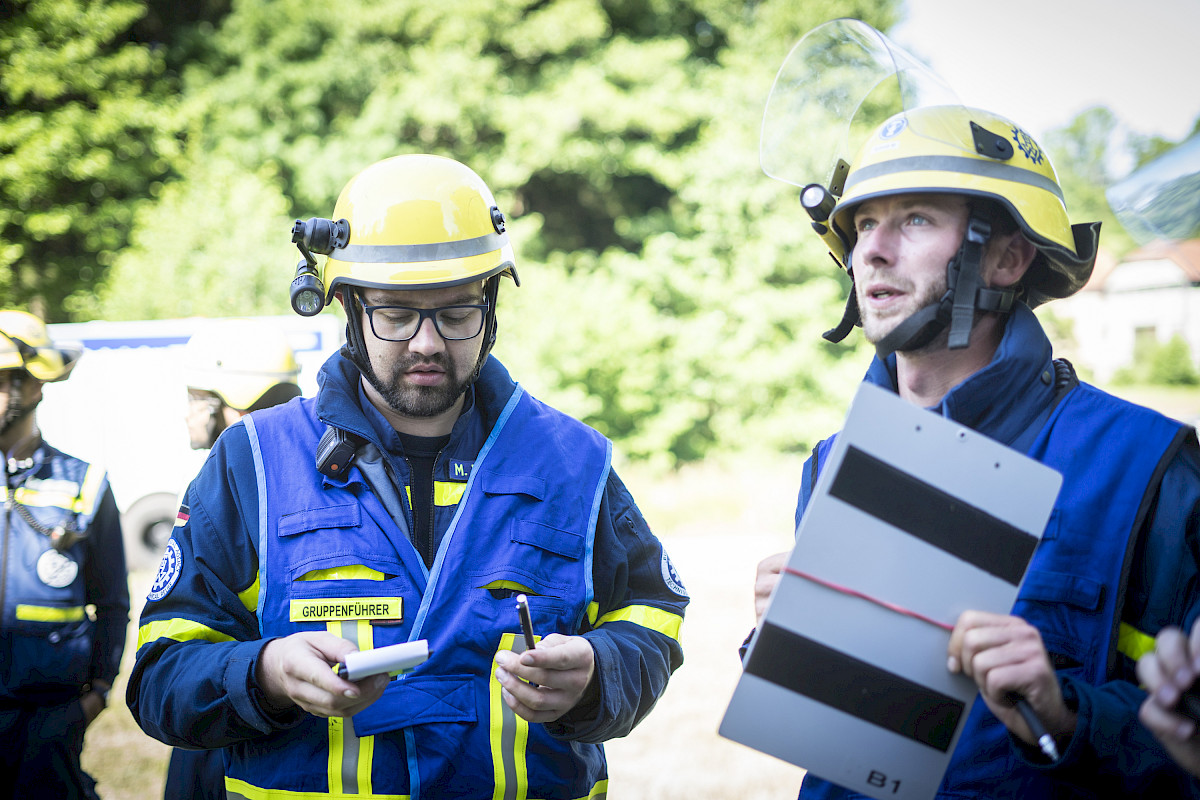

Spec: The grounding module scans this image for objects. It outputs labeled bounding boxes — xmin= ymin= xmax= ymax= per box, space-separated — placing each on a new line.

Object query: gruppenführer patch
xmin=290 ymin=597 xmax=403 ymax=622
xmin=147 ymin=539 xmax=182 ymax=602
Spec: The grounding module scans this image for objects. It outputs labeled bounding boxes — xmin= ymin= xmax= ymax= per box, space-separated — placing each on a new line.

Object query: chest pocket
xmin=1016 ymin=568 xmax=1104 ymax=672
xmin=277 ymin=503 xmax=415 ymax=633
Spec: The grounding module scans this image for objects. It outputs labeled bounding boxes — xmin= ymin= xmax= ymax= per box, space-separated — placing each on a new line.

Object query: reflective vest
xmin=1 ymin=447 xmax=110 ymax=702
xmin=800 ymin=382 xmax=1185 ymax=798
xmin=226 ymin=386 xmax=612 ymax=800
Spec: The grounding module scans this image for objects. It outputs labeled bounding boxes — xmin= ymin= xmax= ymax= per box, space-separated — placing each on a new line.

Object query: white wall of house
xmin=1053 ymin=257 xmax=1200 ymax=384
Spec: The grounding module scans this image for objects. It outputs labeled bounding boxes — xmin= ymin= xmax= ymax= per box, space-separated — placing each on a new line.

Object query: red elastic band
xmin=783 ymin=566 xmax=954 ymax=633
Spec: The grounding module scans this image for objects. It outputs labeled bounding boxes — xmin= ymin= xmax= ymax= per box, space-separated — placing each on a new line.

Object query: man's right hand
xmin=257 ymin=632 xmax=390 ymax=718
xmin=754 ymin=552 xmax=788 ymax=627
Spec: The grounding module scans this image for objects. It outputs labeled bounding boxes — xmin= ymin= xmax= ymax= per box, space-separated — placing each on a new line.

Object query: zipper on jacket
xmin=424 ymin=448 xmax=445 ymax=569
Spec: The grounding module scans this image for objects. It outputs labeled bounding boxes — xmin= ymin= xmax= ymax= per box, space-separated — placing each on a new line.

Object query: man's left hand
xmin=494 ymin=634 xmax=596 ymax=723
xmin=80 ymin=685 xmax=109 ymax=727
xmin=947 ymin=610 xmax=1076 ymax=749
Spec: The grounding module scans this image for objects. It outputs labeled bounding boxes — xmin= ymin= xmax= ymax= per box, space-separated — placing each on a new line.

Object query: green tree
xmin=80 ymin=0 xmax=898 ymax=464
xmin=0 ymin=0 xmax=178 ymax=319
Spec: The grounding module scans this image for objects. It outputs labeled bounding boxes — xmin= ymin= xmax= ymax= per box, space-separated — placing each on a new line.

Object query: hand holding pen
xmin=493 ymin=594 xmax=598 ymax=724
xmin=947 ymin=610 xmax=1073 ymax=761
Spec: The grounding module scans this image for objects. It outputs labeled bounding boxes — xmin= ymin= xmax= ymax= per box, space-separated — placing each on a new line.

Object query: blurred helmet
xmin=829 ymin=105 xmax=1099 ymax=309
xmin=0 ymin=310 xmax=81 ymax=382
xmin=183 ymin=319 xmax=301 ymax=412
xmin=319 ymin=154 xmax=517 ymax=299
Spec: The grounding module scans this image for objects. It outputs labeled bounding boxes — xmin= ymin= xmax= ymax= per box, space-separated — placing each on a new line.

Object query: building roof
xmin=1082 ymin=239 xmax=1200 ymax=290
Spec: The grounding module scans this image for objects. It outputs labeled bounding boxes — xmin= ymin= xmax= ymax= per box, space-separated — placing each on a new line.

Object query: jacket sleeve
xmin=1013 ymin=435 xmax=1200 ymax=795
xmin=84 ymin=486 xmax=129 ymax=687
xmin=125 ymin=424 xmax=304 ymax=749
xmin=546 ymin=469 xmax=688 ymax=743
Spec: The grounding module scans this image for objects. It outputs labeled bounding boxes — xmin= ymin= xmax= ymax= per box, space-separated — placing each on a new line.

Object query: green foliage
xmin=67 ymin=154 xmax=296 ymax=320
xmin=0 ymin=0 xmax=178 ymax=320
xmin=1149 ymin=336 xmax=1200 ymax=386
xmin=1042 ymin=106 xmax=1137 ymax=256
xmin=1113 ymin=334 xmax=1200 ymax=387
xmin=4 ymin=0 xmax=925 ymax=465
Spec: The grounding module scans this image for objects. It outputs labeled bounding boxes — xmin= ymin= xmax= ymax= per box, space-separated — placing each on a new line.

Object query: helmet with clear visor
xmin=761 ymin=19 xmax=1099 ymax=353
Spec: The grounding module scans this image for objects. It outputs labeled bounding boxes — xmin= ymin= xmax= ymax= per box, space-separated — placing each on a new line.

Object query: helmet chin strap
xmin=468 ymin=275 xmax=502 ymax=384
xmin=342 ymin=286 xmax=373 ymax=376
xmin=858 ymin=215 xmax=1017 ymax=359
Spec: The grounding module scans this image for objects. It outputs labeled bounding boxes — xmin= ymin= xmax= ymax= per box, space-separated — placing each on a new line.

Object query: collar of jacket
xmin=864 ymin=302 xmax=1057 ymax=447
xmin=313 ymin=349 xmax=519 ymax=461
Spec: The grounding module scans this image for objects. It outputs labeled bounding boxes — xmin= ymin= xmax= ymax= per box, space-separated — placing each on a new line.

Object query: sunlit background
xmin=3 ymin=0 xmax=1199 ymax=796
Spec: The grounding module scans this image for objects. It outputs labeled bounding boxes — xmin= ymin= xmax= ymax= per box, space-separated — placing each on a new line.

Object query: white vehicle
xmin=39 ymin=314 xmax=345 ymax=570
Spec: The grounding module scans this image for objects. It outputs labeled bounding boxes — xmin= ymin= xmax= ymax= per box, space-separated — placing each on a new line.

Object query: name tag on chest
xmin=290 ymin=597 xmax=403 ymax=622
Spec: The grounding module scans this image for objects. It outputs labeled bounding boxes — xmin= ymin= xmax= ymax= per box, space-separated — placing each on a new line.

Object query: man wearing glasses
xmin=127 ymin=154 xmax=688 ymax=799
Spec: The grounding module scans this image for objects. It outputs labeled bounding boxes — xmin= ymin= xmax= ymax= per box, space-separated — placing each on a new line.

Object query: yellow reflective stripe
xmin=490 ymin=632 xmax=530 ymax=800
xmin=577 ymin=779 xmax=609 ymax=799
xmin=1118 ymin=621 xmax=1157 ymax=662
xmin=6 ymin=486 xmax=75 ymax=509
xmin=327 ymin=716 xmax=347 ymax=795
xmin=224 ymin=775 xmax=409 ymax=799
xmin=434 ymin=481 xmax=466 ymax=507
xmin=595 ymin=605 xmax=683 ymax=643
xmin=75 ymin=463 xmax=106 ymax=515
xmin=586 ymin=601 xmax=600 ymax=628
xmin=16 ymin=604 xmax=85 ymax=622
xmin=238 ymin=576 xmax=259 ymax=613
xmin=402 ymin=482 xmax=466 ymax=507
xmin=480 ymin=580 xmax=535 ymax=594
xmin=136 ymin=618 xmax=236 ymax=651
xmin=297 ymin=566 xmax=386 ymax=582
xmin=328 ymin=619 xmax=374 ymax=796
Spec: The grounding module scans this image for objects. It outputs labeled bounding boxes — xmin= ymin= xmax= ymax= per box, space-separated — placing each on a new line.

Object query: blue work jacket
xmin=797 ymin=304 xmax=1200 ymax=798
xmin=128 ymin=353 xmax=688 ymax=799
xmin=1 ymin=441 xmax=127 ymax=707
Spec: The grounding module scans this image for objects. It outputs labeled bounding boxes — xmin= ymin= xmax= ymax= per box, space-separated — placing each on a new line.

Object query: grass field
xmin=81 ymin=454 xmax=809 ymax=799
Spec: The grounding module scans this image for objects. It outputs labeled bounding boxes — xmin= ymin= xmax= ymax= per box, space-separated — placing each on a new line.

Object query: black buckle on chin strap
xmin=977 ymin=287 xmax=1016 ymax=314
xmin=947 ymin=218 xmax=992 ymax=350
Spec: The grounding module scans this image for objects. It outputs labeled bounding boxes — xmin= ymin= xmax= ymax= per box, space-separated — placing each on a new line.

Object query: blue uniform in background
xmin=795 ymin=305 xmax=1200 ymax=798
xmin=128 ymin=352 xmax=688 ymax=799
xmin=0 ymin=442 xmax=128 ymax=800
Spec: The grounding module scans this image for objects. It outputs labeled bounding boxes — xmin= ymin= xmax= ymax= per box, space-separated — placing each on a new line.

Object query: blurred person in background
xmin=183 ymin=319 xmax=303 ymax=451
xmin=165 ymin=318 xmax=301 ymax=799
xmin=128 ymin=154 xmax=688 ymax=798
xmin=0 ymin=310 xmax=127 ymax=799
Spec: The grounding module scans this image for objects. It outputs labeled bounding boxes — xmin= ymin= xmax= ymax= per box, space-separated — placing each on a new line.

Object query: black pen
xmin=1014 ymin=696 xmax=1059 ymax=761
xmin=516 ymin=593 xmax=537 ymax=651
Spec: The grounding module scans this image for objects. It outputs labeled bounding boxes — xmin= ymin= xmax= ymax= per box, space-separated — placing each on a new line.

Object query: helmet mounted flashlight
xmin=289 ymin=217 xmax=349 ymax=316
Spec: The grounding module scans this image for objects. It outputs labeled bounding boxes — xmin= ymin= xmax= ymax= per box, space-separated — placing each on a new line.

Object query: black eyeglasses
xmin=360 ymin=300 xmax=488 ymax=342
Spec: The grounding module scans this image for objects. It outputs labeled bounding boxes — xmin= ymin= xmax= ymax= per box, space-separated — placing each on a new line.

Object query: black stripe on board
xmin=828 ymin=445 xmax=1037 ymax=585
xmin=746 ymin=622 xmax=964 ymax=752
